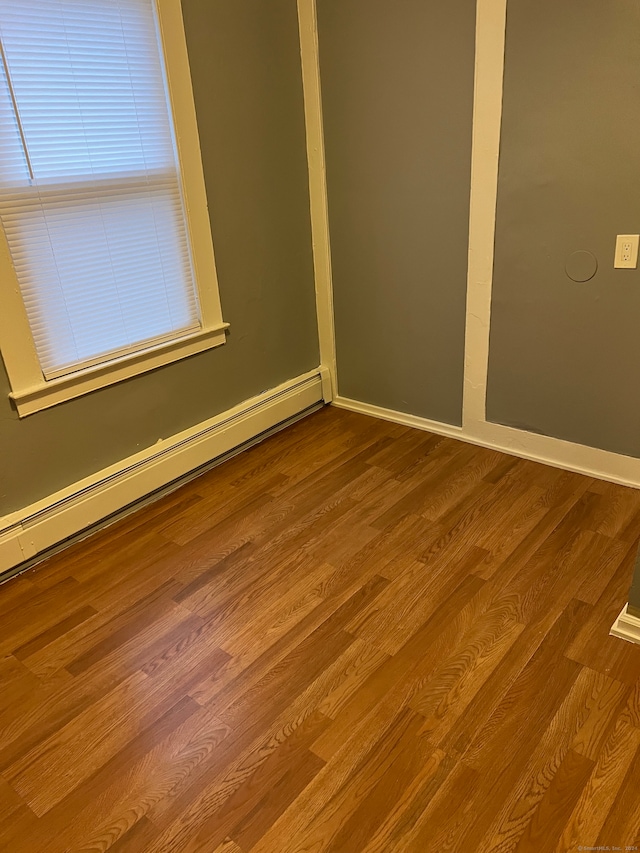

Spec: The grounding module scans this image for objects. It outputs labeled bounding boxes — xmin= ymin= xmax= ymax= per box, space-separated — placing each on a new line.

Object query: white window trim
xmin=0 ymin=0 xmax=228 ymax=418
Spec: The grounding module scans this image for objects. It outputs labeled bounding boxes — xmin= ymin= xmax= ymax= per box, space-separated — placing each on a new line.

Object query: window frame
xmin=0 ymin=0 xmax=228 ymax=418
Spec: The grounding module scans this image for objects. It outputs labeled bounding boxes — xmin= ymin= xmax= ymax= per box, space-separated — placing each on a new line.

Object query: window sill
xmin=9 ymin=323 xmax=229 ymax=417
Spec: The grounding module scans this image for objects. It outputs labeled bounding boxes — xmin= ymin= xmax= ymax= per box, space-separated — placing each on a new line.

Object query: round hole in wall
xmin=565 ymin=250 xmax=598 ymax=283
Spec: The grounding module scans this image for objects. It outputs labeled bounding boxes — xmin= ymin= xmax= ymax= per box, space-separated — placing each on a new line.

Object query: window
xmin=0 ymin=0 xmax=227 ymax=416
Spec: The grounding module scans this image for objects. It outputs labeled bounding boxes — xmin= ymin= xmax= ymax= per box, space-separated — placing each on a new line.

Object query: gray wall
xmin=317 ymin=0 xmax=476 ymax=426
xmin=0 ymin=0 xmax=319 ymax=516
xmin=487 ymin=0 xmax=640 ymax=457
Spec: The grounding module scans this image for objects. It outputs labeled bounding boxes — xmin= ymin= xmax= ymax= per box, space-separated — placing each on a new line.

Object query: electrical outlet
xmin=614 ymin=234 xmax=639 ymax=269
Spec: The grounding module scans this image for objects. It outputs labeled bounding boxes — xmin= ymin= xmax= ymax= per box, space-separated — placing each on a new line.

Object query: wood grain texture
xmin=1 ymin=405 xmax=640 ymax=851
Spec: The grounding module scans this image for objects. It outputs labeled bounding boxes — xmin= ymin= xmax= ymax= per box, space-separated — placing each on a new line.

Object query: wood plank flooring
xmin=2 ymin=405 xmax=640 ymax=852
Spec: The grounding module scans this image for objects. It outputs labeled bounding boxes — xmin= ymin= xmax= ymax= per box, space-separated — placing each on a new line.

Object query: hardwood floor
xmin=2 ymin=405 xmax=640 ymax=852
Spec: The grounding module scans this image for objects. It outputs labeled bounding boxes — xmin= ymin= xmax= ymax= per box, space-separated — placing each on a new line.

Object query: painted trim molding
xmin=9 ymin=324 xmax=229 ymax=417
xmin=0 ymin=369 xmax=326 ymax=576
xmin=463 ymin=0 xmax=508 ymax=429
xmin=333 ymin=396 xmax=640 ymax=490
xmin=333 ymin=397 xmax=465 ymax=443
xmin=297 ymin=0 xmax=337 ymax=400
xmin=610 ymin=605 xmax=640 ymax=647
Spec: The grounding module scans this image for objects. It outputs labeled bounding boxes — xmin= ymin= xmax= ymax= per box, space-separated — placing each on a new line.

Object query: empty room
xmin=2 ymin=0 xmax=640 ymax=851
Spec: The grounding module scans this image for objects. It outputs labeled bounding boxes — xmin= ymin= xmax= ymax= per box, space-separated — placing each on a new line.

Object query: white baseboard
xmin=332 ymin=396 xmax=640 ymax=490
xmin=610 ymin=605 xmax=640 ymax=646
xmin=0 ymin=369 xmax=326 ymax=576
xmin=333 ymin=397 xmax=465 ymax=442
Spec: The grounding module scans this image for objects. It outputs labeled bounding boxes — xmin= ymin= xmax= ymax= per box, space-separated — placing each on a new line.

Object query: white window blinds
xmin=0 ymin=0 xmax=201 ymax=379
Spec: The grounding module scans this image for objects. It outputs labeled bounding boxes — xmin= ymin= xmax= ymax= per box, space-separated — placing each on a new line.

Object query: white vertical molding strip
xmin=297 ymin=0 xmax=337 ymax=400
xmin=463 ymin=0 xmax=508 ymax=429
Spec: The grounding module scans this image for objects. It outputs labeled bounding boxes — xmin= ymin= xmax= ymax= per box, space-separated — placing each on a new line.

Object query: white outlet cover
xmin=614 ymin=234 xmax=639 ymax=269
